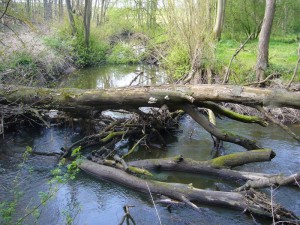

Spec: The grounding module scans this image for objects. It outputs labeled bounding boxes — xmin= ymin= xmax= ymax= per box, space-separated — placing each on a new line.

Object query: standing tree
xmin=83 ymin=0 xmax=92 ymax=48
xmin=65 ymin=0 xmax=76 ymax=35
xmin=255 ymin=0 xmax=276 ymax=83
xmin=213 ymin=0 xmax=226 ymax=40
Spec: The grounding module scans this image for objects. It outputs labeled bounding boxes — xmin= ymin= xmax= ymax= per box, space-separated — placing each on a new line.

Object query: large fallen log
xmin=2 ymin=84 xmax=299 ymax=149
xmin=78 ymin=159 xmax=299 ymax=221
xmin=1 ymin=84 xmax=300 ymax=112
xmin=127 ymin=152 xmax=300 ymax=189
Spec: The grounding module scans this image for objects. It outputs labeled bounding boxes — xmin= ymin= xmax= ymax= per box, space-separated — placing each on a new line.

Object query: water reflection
xmin=60 ymin=64 xmax=167 ymax=89
xmin=1 ymin=64 xmax=300 ymax=224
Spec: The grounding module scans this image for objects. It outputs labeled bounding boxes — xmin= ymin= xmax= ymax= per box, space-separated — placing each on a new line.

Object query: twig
xmin=122 ymin=135 xmax=146 ymax=159
xmin=181 ymin=195 xmax=201 ymax=213
xmin=223 ymin=33 xmax=253 ymax=84
xmin=118 ymin=205 xmax=136 ymax=225
xmin=255 ymin=106 xmax=300 ymax=142
xmin=129 ymin=72 xmax=143 ymax=86
xmin=286 ymin=57 xmax=300 ymax=89
xmin=0 ymin=0 xmax=11 ymax=20
xmin=145 ymin=181 xmax=163 ymax=225
xmin=113 ymin=154 xmax=128 ymax=170
xmin=244 ymin=73 xmax=279 ymax=86
xmin=270 ymin=185 xmax=276 ymax=225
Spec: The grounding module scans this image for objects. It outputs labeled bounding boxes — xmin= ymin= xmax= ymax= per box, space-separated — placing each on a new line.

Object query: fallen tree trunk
xmin=127 ymin=152 xmax=300 ymax=189
xmin=128 ymin=149 xmax=275 ymax=170
xmin=1 ymin=84 xmax=300 ymax=112
xmin=78 ymin=159 xmax=299 ymax=221
xmin=2 ymin=84 xmax=299 ymax=150
xmin=182 ymin=104 xmax=261 ymax=150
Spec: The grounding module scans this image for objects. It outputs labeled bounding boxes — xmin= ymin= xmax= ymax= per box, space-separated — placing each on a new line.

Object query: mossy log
xmin=182 ymin=104 xmax=260 ymax=150
xmin=78 ymin=159 xmax=298 ymax=221
xmin=2 ymin=84 xmax=299 ymax=150
xmin=1 ymin=84 xmax=300 ymax=112
xmin=128 ymin=149 xmax=276 ymax=170
xmin=199 ymin=101 xmax=268 ymax=127
xmin=127 ymin=151 xmax=299 ymax=189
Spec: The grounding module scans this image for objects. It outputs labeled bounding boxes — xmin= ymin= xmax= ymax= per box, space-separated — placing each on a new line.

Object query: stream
xmin=0 ymin=64 xmax=300 ymax=225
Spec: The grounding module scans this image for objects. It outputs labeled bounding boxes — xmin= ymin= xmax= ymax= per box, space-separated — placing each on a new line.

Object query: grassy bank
xmin=215 ymin=38 xmax=299 ymax=84
xmin=1 ymin=24 xmax=298 ymax=87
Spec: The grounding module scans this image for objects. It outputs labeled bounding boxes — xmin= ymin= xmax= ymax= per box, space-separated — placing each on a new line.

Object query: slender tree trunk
xmin=26 ymin=0 xmax=31 ymax=18
xmin=66 ymin=0 xmax=76 ymax=35
xmin=43 ymin=0 xmax=48 ymax=20
xmin=255 ymin=0 xmax=276 ymax=83
xmin=58 ymin=0 xmax=63 ymax=21
xmin=83 ymin=0 xmax=92 ymax=48
xmin=213 ymin=0 xmax=226 ymax=40
xmin=99 ymin=0 xmax=105 ymax=25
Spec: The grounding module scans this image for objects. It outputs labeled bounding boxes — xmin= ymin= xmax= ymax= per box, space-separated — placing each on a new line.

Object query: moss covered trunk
xmin=1 ymin=84 xmax=300 ymax=112
xmin=78 ymin=159 xmax=298 ymax=221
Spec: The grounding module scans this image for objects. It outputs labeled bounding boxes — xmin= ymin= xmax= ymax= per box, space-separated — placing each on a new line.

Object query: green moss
xmin=100 ymin=131 xmax=125 ymax=143
xmin=128 ymin=166 xmax=153 ymax=176
xmin=210 ymin=154 xmax=238 ymax=168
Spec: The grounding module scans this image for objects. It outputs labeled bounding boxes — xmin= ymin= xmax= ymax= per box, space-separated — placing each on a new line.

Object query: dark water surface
xmin=0 ymin=65 xmax=299 ymax=225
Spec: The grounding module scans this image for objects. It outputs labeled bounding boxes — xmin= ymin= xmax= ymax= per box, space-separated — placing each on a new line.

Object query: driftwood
xmin=127 ymin=152 xmax=300 ymax=190
xmin=182 ymin=104 xmax=260 ymax=150
xmin=78 ymin=159 xmax=299 ymax=221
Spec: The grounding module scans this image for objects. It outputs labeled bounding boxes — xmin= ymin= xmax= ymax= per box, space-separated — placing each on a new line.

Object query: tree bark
xmin=182 ymin=104 xmax=260 ymax=150
xmin=78 ymin=159 xmax=298 ymax=221
xmin=66 ymin=0 xmax=76 ymax=35
xmin=83 ymin=0 xmax=92 ymax=48
xmin=213 ymin=0 xmax=226 ymax=40
xmin=1 ymin=84 xmax=300 ymax=111
xmin=255 ymin=0 xmax=276 ymax=82
xmin=126 ymin=153 xmax=300 ymax=190
xmin=128 ymin=149 xmax=275 ymax=170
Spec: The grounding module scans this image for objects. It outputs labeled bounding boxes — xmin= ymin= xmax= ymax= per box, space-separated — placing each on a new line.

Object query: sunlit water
xmin=0 ymin=65 xmax=299 ymax=225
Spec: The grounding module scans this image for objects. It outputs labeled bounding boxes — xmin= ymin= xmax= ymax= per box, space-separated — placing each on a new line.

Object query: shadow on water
xmin=0 ymin=65 xmax=300 ymax=224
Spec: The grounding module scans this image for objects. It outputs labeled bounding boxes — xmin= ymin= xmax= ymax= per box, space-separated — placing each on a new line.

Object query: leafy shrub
xmin=163 ymin=43 xmax=190 ymax=79
xmin=44 ymin=19 xmax=109 ymax=68
xmin=107 ymin=42 xmax=140 ymax=64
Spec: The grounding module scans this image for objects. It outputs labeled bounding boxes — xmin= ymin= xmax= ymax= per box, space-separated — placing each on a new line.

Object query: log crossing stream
xmin=0 ymin=65 xmax=299 ymax=225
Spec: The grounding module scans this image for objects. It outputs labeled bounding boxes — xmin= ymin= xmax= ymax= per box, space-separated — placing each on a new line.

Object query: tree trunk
xmin=65 ymin=0 xmax=76 ymax=35
xmin=127 ymin=153 xmax=300 ymax=190
xmin=98 ymin=0 xmax=105 ymax=25
xmin=255 ymin=0 xmax=276 ymax=82
xmin=58 ymin=0 xmax=63 ymax=21
xmin=1 ymin=84 xmax=300 ymax=111
xmin=213 ymin=0 xmax=226 ymax=40
xmin=78 ymin=160 xmax=298 ymax=221
xmin=83 ymin=0 xmax=92 ymax=48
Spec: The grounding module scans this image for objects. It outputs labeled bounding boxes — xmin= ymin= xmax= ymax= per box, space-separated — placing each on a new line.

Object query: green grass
xmin=215 ymin=38 xmax=299 ymax=84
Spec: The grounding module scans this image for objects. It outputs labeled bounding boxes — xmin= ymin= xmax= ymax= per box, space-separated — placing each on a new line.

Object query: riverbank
xmin=1 ymin=25 xmax=299 ymax=87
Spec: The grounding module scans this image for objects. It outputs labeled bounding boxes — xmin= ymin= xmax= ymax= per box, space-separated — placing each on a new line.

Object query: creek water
xmin=0 ymin=65 xmax=300 ymax=225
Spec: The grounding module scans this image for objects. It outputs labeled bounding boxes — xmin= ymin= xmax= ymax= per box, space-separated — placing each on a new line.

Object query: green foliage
xmin=101 ymin=7 xmax=135 ymax=38
xmin=107 ymin=42 xmax=140 ymax=64
xmin=44 ymin=19 xmax=109 ymax=68
xmin=215 ymin=38 xmax=299 ymax=84
xmin=0 ymin=145 xmax=82 ymax=224
xmin=11 ymin=51 xmax=34 ymax=67
xmin=163 ymin=43 xmax=190 ymax=79
xmin=0 ymin=146 xmax=33 ymax=225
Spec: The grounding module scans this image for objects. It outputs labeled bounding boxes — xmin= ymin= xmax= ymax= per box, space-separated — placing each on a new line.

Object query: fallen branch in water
xmin=78 ymin=159 xmax=299 ymax=222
